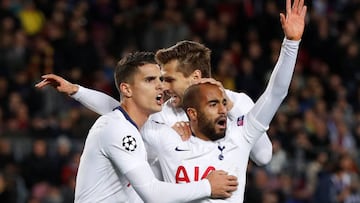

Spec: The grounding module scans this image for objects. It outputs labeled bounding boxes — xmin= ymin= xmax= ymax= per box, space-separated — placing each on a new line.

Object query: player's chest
xmin=165 ymin=139 xmax=251 ymax=183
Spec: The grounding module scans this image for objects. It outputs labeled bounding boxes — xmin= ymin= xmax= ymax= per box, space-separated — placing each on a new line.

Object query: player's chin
xmin=151 ymin=104 xmax=162 ymax=113
xmin=169 ymin=96 xmax=182 ymax=108
xmin=214 ymin=123 xmax=227 ymax=135
xmin=214 ymin=131 xmax=226 ymax=139
xmin=217 ymin=128 xmax=226 ymax=134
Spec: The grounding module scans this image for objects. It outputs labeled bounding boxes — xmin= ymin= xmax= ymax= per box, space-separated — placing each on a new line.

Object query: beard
xmin=197 ymin=110 xmax=226 ymax=141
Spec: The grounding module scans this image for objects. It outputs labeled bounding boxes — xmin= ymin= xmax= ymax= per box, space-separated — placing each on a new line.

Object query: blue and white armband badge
xmin=122 ymin=135 xmax=137 ymax=151
xmin=237 ymin=115 xmax=244 ymax=126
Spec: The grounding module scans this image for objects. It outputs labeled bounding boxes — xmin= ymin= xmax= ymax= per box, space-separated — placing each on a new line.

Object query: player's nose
xmin=219 ymin=103 xmax=227 ymax=114
xmin=156 ymin=78 xmax=164 ymax=90
xmin=162 ymin=81 xmax=171 ymax=92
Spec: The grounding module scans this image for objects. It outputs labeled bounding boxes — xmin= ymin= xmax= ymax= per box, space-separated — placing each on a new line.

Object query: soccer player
xmin=70 ymin=52 xmax=238 ymax=202
xmin=36 ymin=0 xmax=306 ymax=201
xmin=141 ymin=0 xmax=306 ymax=201
xmin=36 ymin=33 xmax=271 ymax=168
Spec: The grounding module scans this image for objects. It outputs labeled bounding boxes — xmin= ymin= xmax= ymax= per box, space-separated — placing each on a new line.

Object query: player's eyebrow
xmin=144 ymin=76 xmax=157 ymax=81
xmin=208 ymin=99 xmax=220 ymax=104
xmin=162 ymin=76 xmax=175 ymax=81
xmin=208 ymin=98 xmax=227 ymax=104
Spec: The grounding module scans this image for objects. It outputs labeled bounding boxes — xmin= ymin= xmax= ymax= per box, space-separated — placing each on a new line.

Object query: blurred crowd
xmin=0 ymin=0 xmax=360 ymax=202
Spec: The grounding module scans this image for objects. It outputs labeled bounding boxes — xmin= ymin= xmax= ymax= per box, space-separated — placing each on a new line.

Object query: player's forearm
xmin=250 ymin=38 xmax=300 ymax=126
xmin=127 ymin=163 xmax=210 ymax=203
xmin=71 ymin=86 xmax=119 ymax=115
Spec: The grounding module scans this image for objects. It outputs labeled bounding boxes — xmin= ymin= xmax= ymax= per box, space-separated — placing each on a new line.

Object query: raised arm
xmin=245 ymin=0 xmax=306 ymax=141
xmin=35 ymin=74 xmax=118 ymax=115
xmin=236 ymin=0 xmax=306 ymax=162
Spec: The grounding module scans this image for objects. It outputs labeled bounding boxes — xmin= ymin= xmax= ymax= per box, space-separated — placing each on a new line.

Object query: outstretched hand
xmin=35 ymin=74 xmax=79 ymax=95
xmin=280 ymin=0 xmax=307 ymax=41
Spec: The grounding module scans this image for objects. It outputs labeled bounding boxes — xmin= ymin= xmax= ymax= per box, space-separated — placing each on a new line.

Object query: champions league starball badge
xmin=122 ymin=135 xmax=137 ymax=151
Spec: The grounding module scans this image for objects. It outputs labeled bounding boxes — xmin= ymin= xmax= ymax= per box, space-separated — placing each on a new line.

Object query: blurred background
xmin=0 ymin=0 xmax=360 ymax=202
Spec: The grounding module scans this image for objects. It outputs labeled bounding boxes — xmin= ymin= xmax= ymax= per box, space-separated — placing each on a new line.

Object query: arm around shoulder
xmin=126 ymin=162 xmax=211 ymax=203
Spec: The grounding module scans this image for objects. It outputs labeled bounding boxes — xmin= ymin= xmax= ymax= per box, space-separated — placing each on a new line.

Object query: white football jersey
xmin=142 ymin=38 xmax=300 ymax=203
xmin=142 ymin=113 xmax=267 ymax=203
xmin=73 ymin=38 xmax=299 ymax=203
xmin=75 ymin=107 xmax=212 ymax=203
xmin=75 ymin=108 xmax=146 ymax=203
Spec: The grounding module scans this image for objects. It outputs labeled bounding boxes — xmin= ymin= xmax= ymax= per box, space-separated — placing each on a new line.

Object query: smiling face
xmin=184 ymin=83 xmax=228 ymax=141
xmin=162 ymin=59 xmax=194 ymax=108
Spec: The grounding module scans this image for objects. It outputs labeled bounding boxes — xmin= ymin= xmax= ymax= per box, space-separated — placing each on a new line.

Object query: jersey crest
xmin=122 ymin=135 xmax=137 ymax=151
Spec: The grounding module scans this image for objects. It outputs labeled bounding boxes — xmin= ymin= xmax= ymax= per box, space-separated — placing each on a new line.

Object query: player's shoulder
xmin=142 ymin=119 xmax=181 ymax=143
xmin=225 ymin=90 xmax=255 ymax=113
xmin=94 ymin=111 xmax=138 ymax=135
xmin=96 ymin=110 xmax=126 ymax=124
xmin=143 ymin=118 xmax=171 ymax=132
xmin=229 ymin=90 xmax=254 ymax=102
xmin=237 ymin=92 xmax=253 ymax=100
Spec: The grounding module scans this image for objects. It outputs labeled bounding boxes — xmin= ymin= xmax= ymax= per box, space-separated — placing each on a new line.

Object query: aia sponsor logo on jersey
xmin=237 ymin=115 xmax=244 ymax=126
xmin=175 ymin=166 xmax=215 ymax=183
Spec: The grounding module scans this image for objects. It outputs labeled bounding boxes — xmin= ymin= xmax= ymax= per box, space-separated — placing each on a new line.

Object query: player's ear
xmin=191 ymin=70 xmax=202 ymax=82
xmin=186 ymin=108 xmax=197 ymax=120
xmin=120 ymin=83 xmax=132 ymax=98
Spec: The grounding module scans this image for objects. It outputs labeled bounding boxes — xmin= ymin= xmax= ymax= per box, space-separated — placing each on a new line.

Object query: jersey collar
xmin=113 ymin=106 xmax=139 ymax=130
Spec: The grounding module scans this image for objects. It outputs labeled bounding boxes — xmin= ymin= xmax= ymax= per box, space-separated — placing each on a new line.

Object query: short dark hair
xmin=114 ymin=52 xmax=157 ymax=92
xmin=182 ymin=83 xmax=202 ymax=112
xmin=155 ymin=40 xmax=211 ymax=78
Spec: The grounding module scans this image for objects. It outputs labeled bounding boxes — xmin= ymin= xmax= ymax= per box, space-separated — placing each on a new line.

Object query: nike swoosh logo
xmin=175 ymin=147 xmax=190 ymax=151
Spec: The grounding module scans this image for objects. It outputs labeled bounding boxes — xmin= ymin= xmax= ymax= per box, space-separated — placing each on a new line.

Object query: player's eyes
xmin=223 ymin=100 xmax=227 ymax=106
xmin=163 ymin=78 xmax=174 ymax=83
xmin=145 ymin=77 xmax=156 ymax=82
xmin=209 ymin=102 xmax=217 ymax=107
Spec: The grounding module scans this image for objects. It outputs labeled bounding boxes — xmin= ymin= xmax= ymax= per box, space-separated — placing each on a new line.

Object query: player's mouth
xmin=215 ymin=117 xmax=227 ymax=129
xmin=156 ymin=93 xmax=164 ymax=105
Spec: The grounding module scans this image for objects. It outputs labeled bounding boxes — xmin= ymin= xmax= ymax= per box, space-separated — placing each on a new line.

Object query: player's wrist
xmin=68 ymin=84 xmax=81 ymax=97
xmin=284 ymin=37 xmax=301 ymax=43
xmin=68 ymin=84 xmax=79 ymax=95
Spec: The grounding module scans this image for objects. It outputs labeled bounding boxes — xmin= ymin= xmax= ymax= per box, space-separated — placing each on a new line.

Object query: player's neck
xmin=120 ymin=102 xmax=150 ymax=129
xmin=191 ymin=125 xmax=210 ymax=141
